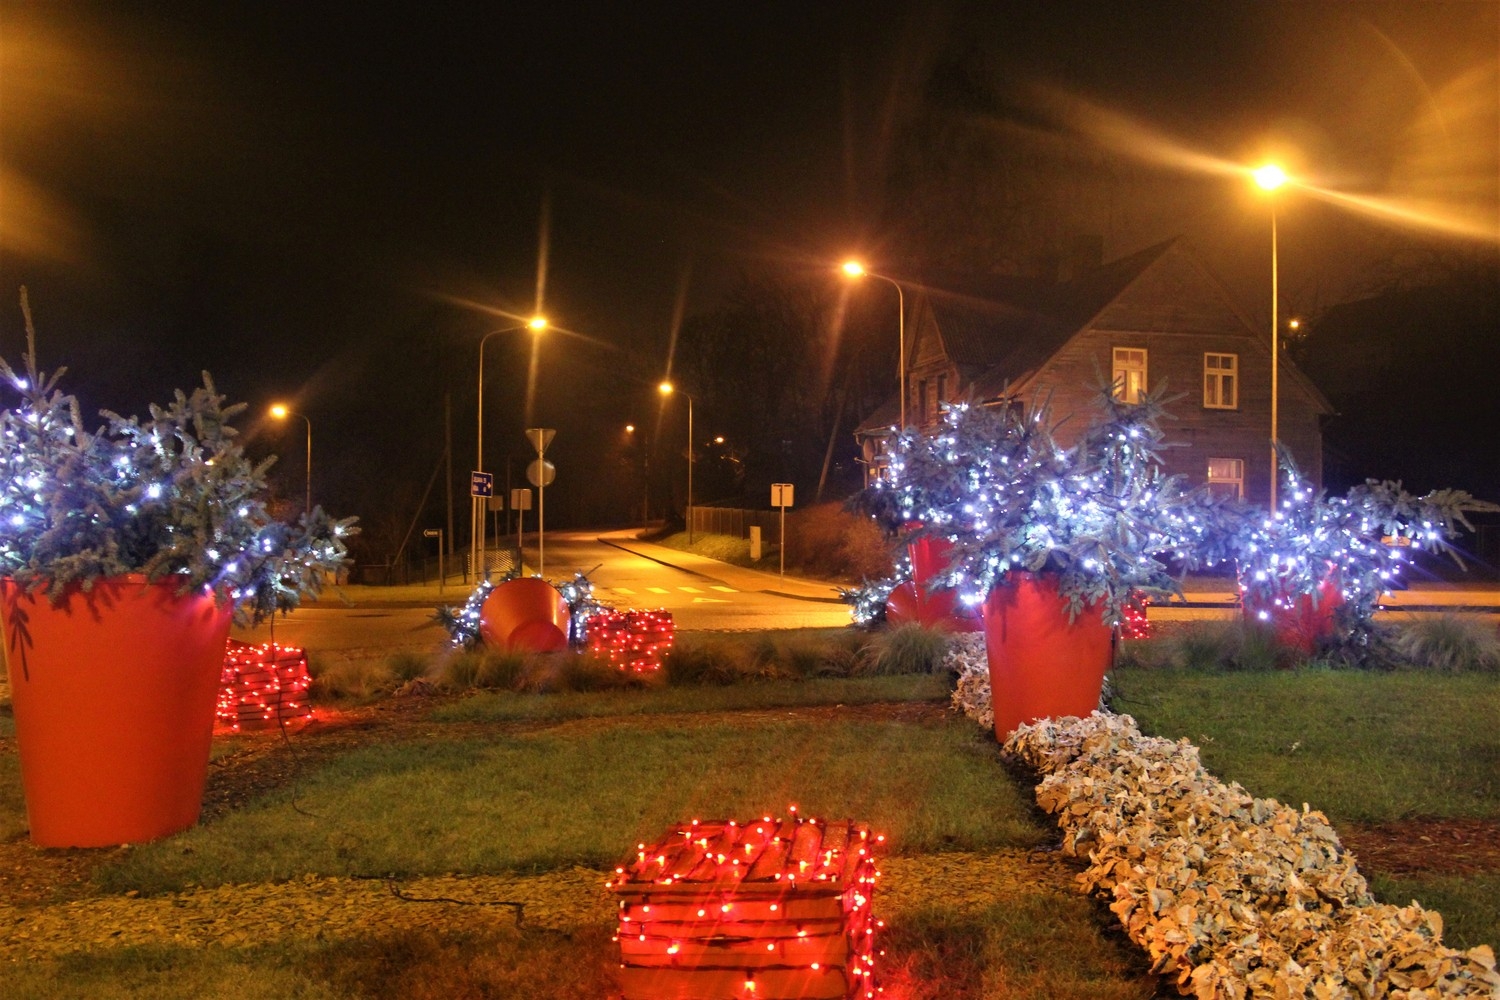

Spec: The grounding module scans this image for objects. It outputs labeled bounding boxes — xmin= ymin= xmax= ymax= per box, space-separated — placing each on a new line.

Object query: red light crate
xmin=609 ymin=811 xmax=883 ymax=1000
xmin=587 ymin=608 xmax=675 ymax=673
xmin=216 ymin=641 xmax=314 ymax=733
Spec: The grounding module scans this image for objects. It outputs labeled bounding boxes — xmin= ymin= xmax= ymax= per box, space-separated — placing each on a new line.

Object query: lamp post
xmin=658 ymin=380 xmax=694 ymax=544
xmin=269 ymin=404 xmax=311 ymax=514
xmin=475 ymin=316 xmax=547 ymax=575
xmin=626 ymin=423 xmax=650 ymax=525
xmin=840 ymin=260 xmax=907 ymax=430
xmin=1253 ymin=164 xmax=1287 ymax=510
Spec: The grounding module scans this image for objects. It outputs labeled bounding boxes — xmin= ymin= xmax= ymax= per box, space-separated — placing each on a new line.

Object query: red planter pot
xmin=981 ymin=573 xmax=1113 ymax=740
xmin=479 ymin=577 xmax=570 ymax=652
xmin=1241 ymin=573 xmax=1343 ymax=655
xmin=888 ymin=530 xmax=983 ymax=632
xmin=2 ymin=575 xmax=233 ymax=848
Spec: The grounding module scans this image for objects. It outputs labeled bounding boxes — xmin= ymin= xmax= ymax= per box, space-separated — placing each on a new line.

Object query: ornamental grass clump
xmin=857 ymin=383 xmax=1229 ymax=624
xmin=0 ymin=292 xmax=355 ymax=622
xmin=1388 ymin=614 xmax=1500 ymax=673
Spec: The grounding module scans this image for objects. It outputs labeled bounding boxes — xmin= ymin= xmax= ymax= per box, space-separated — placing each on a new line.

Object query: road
xmin=231 ymin=531 xmax=853 ymax=656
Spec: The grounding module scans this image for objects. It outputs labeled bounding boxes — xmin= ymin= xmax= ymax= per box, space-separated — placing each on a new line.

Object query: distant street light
xmin=269 ymin=404 xmax=312 ymax=514
xmin=475 ymin=316 xmax=547 ymax=575
xmin=840 ymin=260 xmax=907 ymax=430
xmin=626 ymin=423 xmax=649 ymax=525
xmin=658 ymin=380 xmax=695 ymax=544
xmin=1252 ymin=164 xmax=1288 ymax=509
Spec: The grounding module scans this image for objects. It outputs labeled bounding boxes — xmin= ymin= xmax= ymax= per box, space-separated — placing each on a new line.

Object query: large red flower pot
xmin=478 ymin=577 xmax=570 ymax=652
xmin=981 ymin=572 xmax=1113 ymax=741
xmin=1241 ymin=572 xmax=1344 ymax=655
xmin=893 ymin=530 xmax=983 ymax=632
xmin=2 ymin=575 xmax=234 ymax=848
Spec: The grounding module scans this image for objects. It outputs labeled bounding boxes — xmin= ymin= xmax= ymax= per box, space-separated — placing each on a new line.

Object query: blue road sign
xmin=470 ymin=471 xmax=494 ymax=497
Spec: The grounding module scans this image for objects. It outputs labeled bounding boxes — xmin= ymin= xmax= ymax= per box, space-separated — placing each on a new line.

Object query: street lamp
xmin=475 ymin=316 xmax=547 ymax=576
xmin=626 ymin=423 xmax=650 ymax=525
xmin=269 ymin=404 xmax=311 ymax=515
xmin=840 ymin=260 xmax=907 ymax=430
xmin=1252 ymin=164 xmax=1287 ymax=510
xmin=658 ymin=380 xmax=694 ymax=544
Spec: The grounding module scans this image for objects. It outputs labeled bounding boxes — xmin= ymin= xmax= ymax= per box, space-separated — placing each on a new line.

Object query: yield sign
xmin=525 ymin=427 xmax=556 ymax=455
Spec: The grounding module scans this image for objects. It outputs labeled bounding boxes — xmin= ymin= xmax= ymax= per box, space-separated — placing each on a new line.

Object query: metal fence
xmin=688 ymin=506 xmax=789 ymax=544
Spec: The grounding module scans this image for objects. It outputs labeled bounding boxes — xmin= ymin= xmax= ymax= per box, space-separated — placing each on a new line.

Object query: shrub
xmin=1388 ymin=614 xmax=1500 ymax=673
xmin=386 ymin=650 xmax=433 ymax=684
xmin=310 ymin=656 xmax=397 ymax=702
xmin=785 ymin=502 xmax=894 ymax=581
xmin=662 ymin=636 xmax=755 ymax=686
xmin=862 ymin=623 xmax=950 ymax=676
xmin=1126 ymin=620 xmax=1294 ymax=672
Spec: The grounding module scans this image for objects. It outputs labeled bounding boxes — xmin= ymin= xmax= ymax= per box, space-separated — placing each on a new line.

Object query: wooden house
xmin=853 ymin=239 xmax=1333 ymax=502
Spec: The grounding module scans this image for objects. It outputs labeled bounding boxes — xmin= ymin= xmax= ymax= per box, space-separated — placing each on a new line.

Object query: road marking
xmin=612 ymin=587 xmax=636 ymax=595
xmin=647 ymin=587 xmax=670 ymax=594
xmin=692 ymin=597 xmax=731 ymax=603
xmin=679 ymin=586 xmax=703 ymax=593
xmin=710 ymin=585 xmax=738 ymax=593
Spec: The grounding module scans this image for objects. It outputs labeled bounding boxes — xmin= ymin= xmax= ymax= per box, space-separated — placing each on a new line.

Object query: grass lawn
xmin=1112 ymin=665 xmax=1500 ymax=949
xmin=3 ymin=674 xmax=1163 ymax=999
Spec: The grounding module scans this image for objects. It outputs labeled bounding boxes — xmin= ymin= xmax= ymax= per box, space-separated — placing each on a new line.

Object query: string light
xmin=216 ymin=640 xmax=314 ymax=732
xmin=609 ymin=809 xmax=884 ymax=999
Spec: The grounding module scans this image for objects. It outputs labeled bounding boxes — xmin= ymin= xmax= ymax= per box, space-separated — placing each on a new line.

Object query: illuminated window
xmin=1112 ymin=348 xmax=1147 ymax=403
xmin=1204 ymin=353 xmax=1238 ymax=409
xmin=1207 ymin=457 xmax=1244 ymax=500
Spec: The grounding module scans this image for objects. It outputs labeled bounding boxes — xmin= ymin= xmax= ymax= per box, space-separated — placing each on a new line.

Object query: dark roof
xmin=854 ymin=240 xmax=1176 ymax=436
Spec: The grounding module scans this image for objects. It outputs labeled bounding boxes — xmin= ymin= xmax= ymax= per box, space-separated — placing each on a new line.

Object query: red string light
xmin=608 ymin=809 xmax=884 ymax=999
xmin=585 ymin=608 xmax=675 ymax=673
xmin=216 ymin=640 xmax=314 ymax=733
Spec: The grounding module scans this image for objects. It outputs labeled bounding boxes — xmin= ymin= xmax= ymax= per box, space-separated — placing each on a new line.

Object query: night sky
xmin=2 ymin=1 xmax=1496 ymax=556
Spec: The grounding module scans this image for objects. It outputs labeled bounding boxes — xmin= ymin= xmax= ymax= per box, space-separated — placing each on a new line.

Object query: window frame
xmin=1206 ymin=456 xmax=1245 ymax=500
xmin=1203 ymin=352 xmax=1239 ymax=410
xmin=1112 ymin=347 xmax=1148 ymax=404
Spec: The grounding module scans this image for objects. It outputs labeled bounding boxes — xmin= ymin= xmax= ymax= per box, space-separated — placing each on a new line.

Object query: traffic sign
xmin=470 ymin=471 xmax=494 ymax=497
xmin=524 ymin=427 xmax=556 ymax=455
xmin=771 ymin=483 xmax=794 ymax=507
xmin=510 ymin=488 xmax=533 ymax=510
xmin=422 ymin=528 xmax=441 ymax=538
xmin=527 ymin=459 xmax=556 ymax=487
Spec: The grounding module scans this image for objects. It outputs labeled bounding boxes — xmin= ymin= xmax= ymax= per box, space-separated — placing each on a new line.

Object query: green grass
xmin=96 ymin=713 xmax=1046 ymax=895
xmin=1111 ymin=668 xmax=1500 ymax=824
xmin=433 ymin=673 xmax=947 ymax=722
xmin=0 ymin=929 xmax=618 ymax=1000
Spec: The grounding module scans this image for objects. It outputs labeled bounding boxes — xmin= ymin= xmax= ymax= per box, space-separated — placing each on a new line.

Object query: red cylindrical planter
xmin=479 ymin=577 xmax=570 ymax=652
xmin=1242 ymin=574 xmax=1343 ymax=655
xmin=900 ymin=531 xmax=983 ymax=632
xmin=981 ymin=572 xmax=1112 ymax=740
xmin=2 ymin=575 xmax=234 ymax=847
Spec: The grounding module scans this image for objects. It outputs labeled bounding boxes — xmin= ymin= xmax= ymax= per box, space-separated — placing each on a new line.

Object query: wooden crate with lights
xmin=216 ymin=641 xmax=314 ymax=732
xmin=609 ymin=811 xmax=883 ymax=1000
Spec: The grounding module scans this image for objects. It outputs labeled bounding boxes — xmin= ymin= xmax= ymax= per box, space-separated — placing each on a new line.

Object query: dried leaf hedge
xmin=1003 ymin=712 xmax=1500 ymax=999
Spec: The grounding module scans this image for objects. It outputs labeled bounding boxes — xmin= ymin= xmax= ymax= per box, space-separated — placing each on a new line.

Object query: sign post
xmin=771 ymin=483 xmax=794 ymax=577
xmin=524 ymin=429 xmax=556 ymax=575
xmin=423 ymin=528 xmax=444 ymax=594
xmin=470 ymin=471 xmax=494 ymax=579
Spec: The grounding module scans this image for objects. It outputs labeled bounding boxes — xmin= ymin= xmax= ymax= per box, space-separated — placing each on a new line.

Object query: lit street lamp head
xmin=527 ymin=316 xmax=548 ymax=331
xmin=658 ymin=380 xmax=674 ymax=396
xmin=270 ymin=404 xmax=289 ymax=419
xmin=1253 ymin=164 xmax=1287 ymax=191
xmin=840 ymin=260 xmax=866 ymax=279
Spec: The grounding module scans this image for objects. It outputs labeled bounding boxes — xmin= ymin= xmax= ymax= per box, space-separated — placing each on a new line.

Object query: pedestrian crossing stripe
xmin=679 ymin=586 xmax=703 ymax=593
xmin=613 ymin=587 xmax=635 ymax=595
xmin=710 ymin=585 xmax=737 ymax=592
xmin=647 ymin=587 xmax=670 ymax=594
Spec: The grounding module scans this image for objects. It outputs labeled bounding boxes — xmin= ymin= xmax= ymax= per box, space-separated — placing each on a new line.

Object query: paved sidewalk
xmin=595 ymin=529 xmax=850 ymax=604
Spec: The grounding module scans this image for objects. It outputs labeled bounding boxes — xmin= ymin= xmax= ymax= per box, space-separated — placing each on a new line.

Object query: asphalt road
xmin=231 ymin=532 xmax=852 ymax=656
